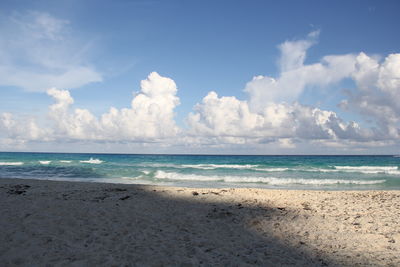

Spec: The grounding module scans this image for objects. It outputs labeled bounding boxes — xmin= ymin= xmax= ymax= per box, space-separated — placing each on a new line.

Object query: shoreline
xmin=0 ymin=176 xmax=395 ymax=192
xmin=1 ymin=178 xmax=399 ymax=266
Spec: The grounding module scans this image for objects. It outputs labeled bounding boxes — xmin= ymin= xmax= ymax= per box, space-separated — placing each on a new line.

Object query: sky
xmin=0 ymin=0 xmax=399 ymax=154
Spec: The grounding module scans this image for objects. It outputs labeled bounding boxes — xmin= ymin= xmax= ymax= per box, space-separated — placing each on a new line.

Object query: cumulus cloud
xmin=340 ymin=52 xmax=400 ymax=139
xmin=0 ymin=112 xmax=48 ymax=142
xmin=0 ymin=11 xmax=102 ymax=92
xmin=187 ymin=32 xmax=397 ymax=148
xmin=1 ymin=31 xmax=399 ymax=153
xmin=245 ymin=31 xmax=356 ymax=111
xmin=187 ymin=91 xmax=371 ymax=146
xmin=100 ymin=72 xmax=180 ymax=140
xmin=46 ymin=72 xmax=180 ymax=141
xmin=46 ymin=88 xmax=100 ymax=140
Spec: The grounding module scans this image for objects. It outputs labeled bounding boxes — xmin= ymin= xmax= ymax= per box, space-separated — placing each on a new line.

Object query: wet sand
xmin=0 ymin=178 xmax=399 ymax=266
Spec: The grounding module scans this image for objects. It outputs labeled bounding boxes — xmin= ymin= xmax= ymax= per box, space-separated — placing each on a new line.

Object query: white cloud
xmin=25 ymin=11 xmax=69 ymax=41
xmin=0 ymin=112 xmax=47 ymax=142
xmin=341 ymin=52 xmax=400 ymax=139
xmin=0 ymin=11 xmax=102 ymax=92
xmin=187 ymin=91 xmax=371 ymax=147
xmin=46 ymin=88 xmax=100 ymax=140
xmin=46 ymin=72 xmax=180 ymax=141
xmin=187 ymin=91 xmax=263 ymax=137
xmin=99 ymin=72 xmax=180 ymax=140
xmin=245 ymin=31 xmax=356 ymax=111
xmin=0 ymin=31 xmax=399 ymax=153
xmin=187 ymin=32 xmax=394 ymax=148
xmin=278 ymin=31 xmax=318 ymax=72
xmin=378 ymin=54 xmax=400 ymax=96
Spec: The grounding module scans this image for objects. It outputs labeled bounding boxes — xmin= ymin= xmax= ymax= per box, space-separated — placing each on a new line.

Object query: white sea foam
xmin=224 ymin=177 xmax=385 ymax=185
xmin=154 ymin=171 xmax=385 ymax=185
xmin=335 ymin=166 xmax=398 ymax=170
xmin=155 ymin=170 xmax=223 ymax=181
xmin=59 ymin=160 xmax=72 ymax=163
xmin=293 ymin=168 xmax=346 ymax=173
xmin=143 ymin=163 xmax=259 ymax=170
xmin=121 ymin=176 xmax=142 ymax=180
xmin=334 ymin=166 xmax=399 ymax=174
xmin=313 ymin=169 xmax=339 ymax=173
xmin=0 ymin=162 xmax=24 ymax=166
xmin=182 ymin=164 xmax=259 ymax=170
xmin=141 ymin=163 xmax=184 ymax=169
xmin=39 ymin=161 xmax=51 ymax=165
xmin=151 ymin=163 xmax=400 ymax=175
xmin=142 ymin=170 xmax=150 ymax=175
xmin=80 ymin=158 xmax=103 ymax=164
xmin=255 ymin=168 xmax=289 ymax=172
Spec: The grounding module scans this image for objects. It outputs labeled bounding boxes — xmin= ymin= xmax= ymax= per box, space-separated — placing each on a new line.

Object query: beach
xmin=1 ymin=178 xmax=399 ymax=266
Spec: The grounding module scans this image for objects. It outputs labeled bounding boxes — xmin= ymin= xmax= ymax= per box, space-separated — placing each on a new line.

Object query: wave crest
xmin=155 ymin=171 xmax=222 ymax=181
xmin=80 ymin=158 xmax=103 ymax=164
xmin=154 ymin=171 xmax=385 ymax=185
xmin=0 ymin=162 xmax=24 ymax=166
xmin=181 ymin=164 xmax=259 ymax=170
xmin=255 ymin=168 xmax=289 ymax=172
xmin=334 ymin=166 xmax=399 ymax=174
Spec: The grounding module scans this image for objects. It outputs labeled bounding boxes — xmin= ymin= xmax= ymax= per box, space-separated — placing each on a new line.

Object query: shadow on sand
xmin=0 ymin=178 xmax=343 ymax=266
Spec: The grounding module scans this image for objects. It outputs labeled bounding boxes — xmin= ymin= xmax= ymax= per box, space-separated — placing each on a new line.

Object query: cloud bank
xmin=341 ymin=53 xmax=400 ymax=140
xmin=1 ymin=32 xmax=399 ymax=152
xmin=187 ymin=92 xmax=372 ymax=144
xmin=46 ymin=72 xmax=180 ymax=141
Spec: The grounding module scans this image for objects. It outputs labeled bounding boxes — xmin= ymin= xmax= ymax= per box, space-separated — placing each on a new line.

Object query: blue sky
xmin=0 ymin=0 xmax=399 ymax=154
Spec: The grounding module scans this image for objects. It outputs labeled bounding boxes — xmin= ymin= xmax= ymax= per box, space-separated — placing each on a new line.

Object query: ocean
xmin=0 ymin=152 xmax=399 ymax=190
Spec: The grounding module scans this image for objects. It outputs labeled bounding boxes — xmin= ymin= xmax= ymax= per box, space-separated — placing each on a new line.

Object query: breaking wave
xmin=155 ymin=170 xmax=222 ymax=181
xmin=0 ymin=162 xmax=24 ymax=166
xmin=334 ymin=166 xmax=400 ymax=174
xmin=154 ymin=171 xmax=385 ymax=185
xmin=143 ymin=163 xmax=400 ymax=175
xmin=181 ymin=164 xmax=259 ymax=170
xmin=80 ymin=158 xmax=103 ymax=164
xmin=255 ymin=168 xmax=289 ymax=172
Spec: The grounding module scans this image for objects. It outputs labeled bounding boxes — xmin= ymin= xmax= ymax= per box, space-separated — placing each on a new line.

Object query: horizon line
xmin=0 ymin=151 xmax=397 ymax=157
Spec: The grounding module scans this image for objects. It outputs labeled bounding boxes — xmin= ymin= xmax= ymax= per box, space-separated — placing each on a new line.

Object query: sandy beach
xmin=0 ymin=178 xmax=399 ymax=266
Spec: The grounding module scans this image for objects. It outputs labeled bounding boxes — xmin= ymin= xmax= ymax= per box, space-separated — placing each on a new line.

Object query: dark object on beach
xmin=192 ymin=191 xmax=199 ymax=196
xmin=105 ymin=188 xmax=127 ymax=192
xmin=301 ymin=202 xmax=312 ymax=210
xmin=119 ymin=195 xmax=130 ymax=201
xmin=206 ymin=207 xmax=234 ymax=219
xmin=7 ymin=184 xmax=30 ymax=195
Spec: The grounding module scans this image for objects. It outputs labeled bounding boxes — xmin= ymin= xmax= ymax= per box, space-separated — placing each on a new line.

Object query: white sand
xmin=0 ymin=178 xmax=399 ymax=266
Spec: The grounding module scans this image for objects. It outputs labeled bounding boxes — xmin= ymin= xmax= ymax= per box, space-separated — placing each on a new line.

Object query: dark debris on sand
xmin=1 ymin=184 xmax=31 ymax=195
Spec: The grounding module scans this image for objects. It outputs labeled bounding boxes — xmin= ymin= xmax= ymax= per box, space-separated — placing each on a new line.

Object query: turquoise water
xmin=0 ymin=152 xmax=400 ymax=190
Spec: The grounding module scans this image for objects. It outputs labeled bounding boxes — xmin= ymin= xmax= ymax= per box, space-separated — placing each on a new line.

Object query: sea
xmin=0 ymin=152 xmax=400 ymax=190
